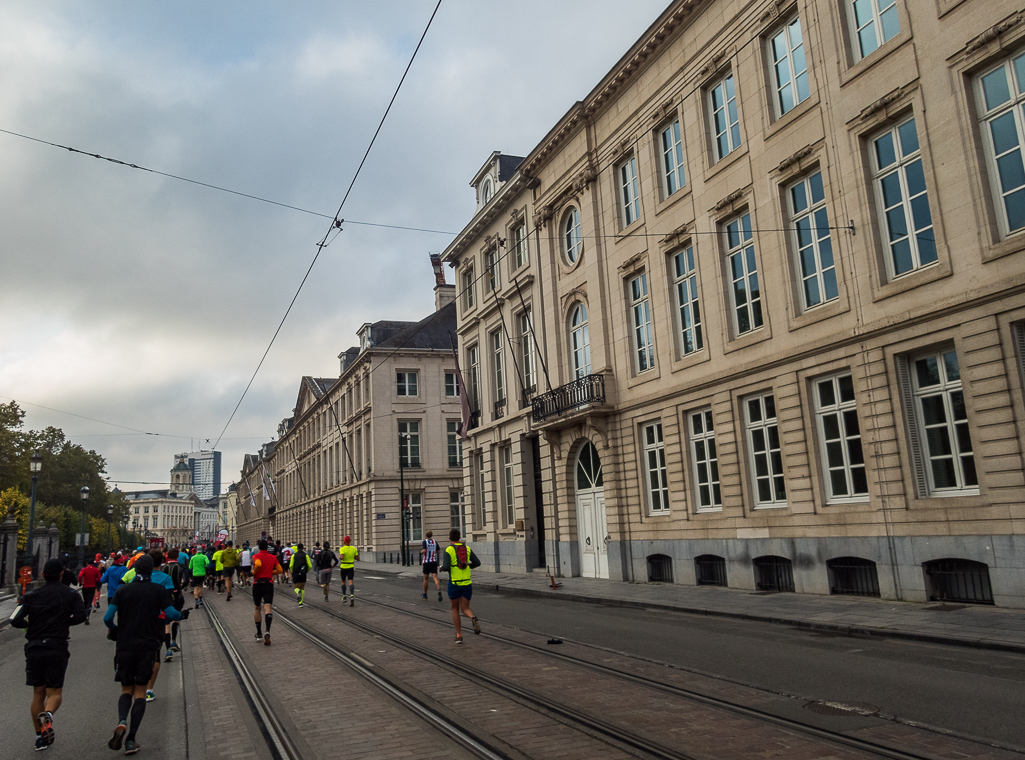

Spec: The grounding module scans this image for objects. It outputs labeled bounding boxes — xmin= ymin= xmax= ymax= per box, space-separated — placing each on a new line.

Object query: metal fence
xmin=924 ymin=558 xmax=994 ymax=605
xmin=827 ymin=557 xmax=880 ymax=597
xmin=531 ymin=374 xmax=605 ymax=423
xmin=753 ymin=555 xmax=795 ymax=592
xmin=694 ymin=554 xmax=728 ymax=586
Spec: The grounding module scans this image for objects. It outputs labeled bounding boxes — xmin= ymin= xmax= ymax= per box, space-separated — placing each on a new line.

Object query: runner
xmin=100 ymin=555 xmax=128 ymax=610
xmin=103 ymin=554 xmax=184 ymax=755
xmin=212 ymin=545 xmax=225 ymax=593
xmin=162 ymin=550 xmax=186 ymax=656
xmin=77 ymin=559 xmax=102 ymax=625
xmin=188 ymin=548 xmax=210 ymax=608
xmin=280 ymin=542 xmax=292 ymax=585
xmin=238 ymin=544 xmax=252 ymax=588
xmin=120 ymin=550 xmax=177 ymax=689
xmin=251 ymin=539 xmax=282 ymax=645
xmin=338 ymin=536 xmax=358 ymax=607
xmin=421 ymin=530 xmax=442 ymax=601
xmin=93 ymin=554 xmax=105 ymax=610
xmin=316 ymin=541 xmax=338 ymax=602
xmin=289 ymin=543 xmax=312 ymax=607
xmin=221 ymin=541 xmax=239 ymax=601
xmin=440 ymin=529 xmax=482 ymax=644
xmin=10 ymin=558 xmax=88 ymax=751
xmin=310 ymin=542 xmax=323 ymax=570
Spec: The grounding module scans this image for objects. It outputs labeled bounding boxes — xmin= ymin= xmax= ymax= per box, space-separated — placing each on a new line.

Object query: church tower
xmin=170 ymin=454 xmax=195 ymax=495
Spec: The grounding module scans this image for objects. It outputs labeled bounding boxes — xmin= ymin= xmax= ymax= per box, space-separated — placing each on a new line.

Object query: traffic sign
xmin=75 ymin=533 xmax=90 ymax=546
xmin=18 ymin=565 xmax=32 ymax=595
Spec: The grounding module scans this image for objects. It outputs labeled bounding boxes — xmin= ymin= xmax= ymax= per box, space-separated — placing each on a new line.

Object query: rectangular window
xmin=814 ymin=374 xmax=868 ymax=502
xmin=485 ymin=247 xmax=500 ymax=292
xmin=492 ymin=330 xmax=506 ymax=403
xmin=689 ymin=409 xmax=721 ymax=510
xmin=398 ymin=421 xmax=420 ymax=468
xmin=404 ymin=492 xmax=422 ymax=542
xmin=396 ymin=371 xmax=418 ymax=397
xmin=660 ymin=119 xmax=686 ymax=198
xmin=871 ymin=117 xmax=936 ymax=278
xmin=710 ymin=73 xmax=741 ymax=161
xmin=512 ymin=223 xmax=528 ymax=269
xmin=450 ymin=491 xmax=465 ymax=535
xmin=672 ymin=246 xmax=703 ymax=355
xmin=500 ymin=444 xmax=514 ymax=526
xmin=746 ymin=393 xmax=786 ymax=506
xmin=769 ymin=17 xmax=809 ymax=117
xmin=462 ymin=265 xmax=475 ymax=309
xmin=475 ymin=452 xmax=487 ymax=528
xmin=447 ymin=421 xmax=463 ymax=468
xmin=788 ymin=171 xmax=838 ymax=309
xmin=629 ymin=273 xmax=655 ymax=372
xmin=618 ymin=155 xmax=641 ymax=226
xmin=519 ymin=311 xmax=537 ymax=395
xmin=977 ymin=53 xmax=1025 ymax=237
xmin=851 ymin=0 xmax=900 ymax=60
xmin=468 ymin=345 xmax=481 ymax=411
xmin=643 ymin=423 xmax=670 ymax=514
xmin=445 ymin=371 xmax=458 ymax=397
xmin=909 ymin=350 xmax=977 ymax=494
xmin=725 ymin=214 xmax=763 ymax=335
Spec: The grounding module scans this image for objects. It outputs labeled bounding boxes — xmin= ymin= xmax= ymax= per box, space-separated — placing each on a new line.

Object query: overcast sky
xmin=0 ymin=0 xmax=669 ymax=492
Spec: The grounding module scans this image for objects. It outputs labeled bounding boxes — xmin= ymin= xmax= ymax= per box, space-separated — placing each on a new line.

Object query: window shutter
xmin=895 ymin=355 xmax=928 ymax=498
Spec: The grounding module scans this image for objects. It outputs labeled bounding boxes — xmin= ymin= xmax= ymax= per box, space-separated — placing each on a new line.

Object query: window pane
xmin=875 ymin=132 xmax=896 ymax=169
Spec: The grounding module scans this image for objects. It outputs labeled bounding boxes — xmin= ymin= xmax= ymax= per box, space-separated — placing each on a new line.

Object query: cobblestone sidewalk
xmin=368 ymin=565 xmax=1025 ymax=653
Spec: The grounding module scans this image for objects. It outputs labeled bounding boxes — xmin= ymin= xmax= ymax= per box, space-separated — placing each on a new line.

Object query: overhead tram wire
xmin=211 ymin=0 xmax=444 ymax=451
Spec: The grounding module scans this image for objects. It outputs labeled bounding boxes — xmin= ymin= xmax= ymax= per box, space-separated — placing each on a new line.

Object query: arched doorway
xmin=574 ymin=441 xmax=608 ymax=578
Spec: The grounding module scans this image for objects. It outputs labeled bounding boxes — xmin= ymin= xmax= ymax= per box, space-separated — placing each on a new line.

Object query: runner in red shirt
xmin=251 ymin=540 xmax=282 ymax=645
xmin=78 ymin=562 xmax=103 ymax=624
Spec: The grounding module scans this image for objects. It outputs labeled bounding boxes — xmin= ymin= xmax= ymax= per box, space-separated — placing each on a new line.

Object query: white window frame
xmin=659 ymin=119 xmax=686 ymax=198
xmin=404 ymin=492 xmax=423 ymax=542
xmin=709 ymin=72 xmax=741 ymax=161
xmin=467 ymin=345 xmax=480 ymax=411
xmin=491 ymin=329 xmax=506 ymax=404
xmin=745 ymin=393 xmax=786 ymax=507
xmin=485 ymin=246 xmax=500 ymax=292
xmin=396 ymin=371 xmax=418 ymax=397
xmin=500 ymin=444 xmax=514 ymax=527
xmin=570 ymin=303 xmax=591 ymax=379
xmin=768 ymin=16 xmax=809 ymax=118
xmin=519 ymin=310 xmax=536 ymax=393
xmin=976 ymin=52 xmax=1025 ymax=238
xmin=445 ymin=371 xmax=458 ymax=397
xmin=447 ymin=421 xmax=463 ymax=468
xmin=672 ymin=246 xmax=703 ymax=356
xmin=511 ymin=221 xmax=528 ymax=270
xmin=724 ymin=213 xmax=763 ymax=335
xmin=398 ymin=421 xmax=421 ymax=468
xmin=449 ymin=490 xmax=465 ymax=535
xmin=563 ymin=207 xmax=582 ymax=264
xmin=870 ymin=116 xmax=936 ymax=279
xmin=475 ymin=451 xmax=487 ymax=528
xmin=788 ymin=171 xmax=838 ymax=310
xmin=898 ymin=349 xmax=978 ymax=496
xmin=618 ymin=155 xmax=641 ymax=227
xmin=643 ymin=422 xmax=670 ymax=514
xmin=629 ymin=273 xmax=655 ymax=373
xmin=462 ymin=265 xmax=475 ymax=310
xmin=849 ymin=0 xmax=900 ymax=61
xmin=813 ymin=373 xmax=868 ymax=503
xmin=688 ymin=409 xmax=721 ymax=511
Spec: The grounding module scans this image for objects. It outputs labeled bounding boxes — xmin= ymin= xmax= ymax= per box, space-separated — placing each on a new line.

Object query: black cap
xmin=133 ymin=554 xmax=154 ymax=576
xmin=43 ymin=558 xmax=64 ymax=580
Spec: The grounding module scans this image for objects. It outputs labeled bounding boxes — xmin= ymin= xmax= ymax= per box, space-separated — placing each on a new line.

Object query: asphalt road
xmin=357 ymin=572 xmax=1025 ymax=749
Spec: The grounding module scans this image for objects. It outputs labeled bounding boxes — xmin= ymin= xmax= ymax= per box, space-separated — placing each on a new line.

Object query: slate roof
xmin=375 ymin=300 xmax=457 ymax=351
xmin=304 ymin=376 xmax=336 ymax=399
xmin=498 ymin=154 xmax=525 ymax=181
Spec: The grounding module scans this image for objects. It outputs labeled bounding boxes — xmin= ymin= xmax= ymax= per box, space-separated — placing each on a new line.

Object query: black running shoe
xmin=34 ymin=735 xmax=48 ymax=751
xmin=108 ymin=723 xmax=127 ymax=751
xmin=471 ymin=616 xmax=481 ymax=635
xmin=124 ymin=738 xmax=141 ymax=755
xmin=37 ymin=712 xmax=54 ymax=745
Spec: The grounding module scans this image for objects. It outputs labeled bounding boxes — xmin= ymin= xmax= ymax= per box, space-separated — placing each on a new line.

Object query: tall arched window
xmin=563 ymin=207 xmax=582 ymax=263
xmin=570 ymin=303 xmax=591 ymax=379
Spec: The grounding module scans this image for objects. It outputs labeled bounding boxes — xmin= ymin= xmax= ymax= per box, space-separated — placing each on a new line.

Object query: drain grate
xmin=803 ymin=701 xmax=879 ymax=717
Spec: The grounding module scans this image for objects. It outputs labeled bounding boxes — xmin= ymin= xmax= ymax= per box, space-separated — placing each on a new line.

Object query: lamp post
xmin=78 ymin=486 xmax=89 ymax=570
xmin=106 ymin=505 xmax=114 ymax=555
xmin=399 ymin=434 xmax=409 ymax=566
xmin=121 ymin=515 xmax=129 ymax=551
xmin=26 ymin=451 xmax=42 ymax=575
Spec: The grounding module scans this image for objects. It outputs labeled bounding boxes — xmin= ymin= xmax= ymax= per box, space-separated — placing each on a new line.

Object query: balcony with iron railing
xmin=531 ymin=373 xmax=606 ymax=424
xmin=520 ymin=385 xmax=536 ymax=410
xmin=493 ymin=397 xmax=507 ymax=421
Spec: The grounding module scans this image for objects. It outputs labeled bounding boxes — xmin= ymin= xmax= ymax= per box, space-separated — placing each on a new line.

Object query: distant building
xmin=124 ymin=455 xmax=205 ymax=546
xmin=185 ymin=450 xmax=221 ymax=501
xmin=235 ymin=442 xmax=276 ymax=547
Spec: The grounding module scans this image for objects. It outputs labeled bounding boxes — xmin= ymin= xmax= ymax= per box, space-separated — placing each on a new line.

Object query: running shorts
xmin=81 ymin=587 xmax=97 ymax=607
xmin=114 ymin=648 xmax=159 ymax=686
xmin=339 ymin=567 xmax=354 ymax=582
xmin=221 ymin=567 xmax=235 ymax=579
xmin=252 ymin=581 xmax=274 ymax=607
xmin=447 ymin=582 xmax=472 ymax=601
xmin=318 ymin=569 xmax=332 ymax=585
xmin=422 ymin=561 xmax=438 ymax=575
xmin=190 ymin=577 xmax=204 ymax=588
xmin=25 ymin=645 xmax=70 ymax=688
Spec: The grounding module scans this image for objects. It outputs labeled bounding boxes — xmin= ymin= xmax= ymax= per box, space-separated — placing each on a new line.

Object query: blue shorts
xmin=447 ymin=582 xmax=472 ymax=601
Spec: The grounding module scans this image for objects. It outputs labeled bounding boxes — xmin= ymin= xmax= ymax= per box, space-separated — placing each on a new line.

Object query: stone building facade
xmin=235 ymin=447 xmax=274 ymax=548
xmin=442 ymin=0 xmax=1025 ymax=606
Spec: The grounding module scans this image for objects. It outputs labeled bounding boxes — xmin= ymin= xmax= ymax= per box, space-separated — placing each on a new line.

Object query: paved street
xmin=1 ymin=574 xmax=1023 ymax=759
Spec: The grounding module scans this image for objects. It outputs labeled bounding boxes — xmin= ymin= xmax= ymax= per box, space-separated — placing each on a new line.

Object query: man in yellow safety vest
xmin=440 ymin=528 xmax=481 ymax=644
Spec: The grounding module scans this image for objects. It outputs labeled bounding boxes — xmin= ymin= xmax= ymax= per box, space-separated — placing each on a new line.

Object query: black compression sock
xmin=118 ymin=693 xmax=132 ymax=723
xmin=171 ymin=622 xmax=179 ymax=640
xmin=264 ymin=613 xmax=272 ymax=632
xmin=127 ymin=698 xmax=146 ymax=739
xmin=255 ymin=622 xmax=261 ymax=636
xmin=164 ymin=633 xmax=172 ymax=650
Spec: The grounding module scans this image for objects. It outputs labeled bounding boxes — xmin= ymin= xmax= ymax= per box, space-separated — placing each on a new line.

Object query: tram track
xmin=319 ymin=591 xmax=1018 ymax=760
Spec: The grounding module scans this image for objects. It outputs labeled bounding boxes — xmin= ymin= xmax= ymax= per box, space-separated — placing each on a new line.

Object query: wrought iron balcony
xmin=493 ymin=398 xmax=507 ymax=421
xmin=531 ymin=373 xmax=606 ymax=424
xmin=520 ymin=385 xmax=536 ymax=410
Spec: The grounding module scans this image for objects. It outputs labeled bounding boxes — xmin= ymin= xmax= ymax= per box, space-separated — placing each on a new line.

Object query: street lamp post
xmin=106 ymin=505 xmax=114 ymax=555
xmin=78 ymin=486 xmax=89 ymax=570
xmin=26 ymin=451 xmax=42 ymax=574
xmin=398 ymin=433 xmax=412 ymax=567
xmin=121 ymin=515 xmax=129 ymax=551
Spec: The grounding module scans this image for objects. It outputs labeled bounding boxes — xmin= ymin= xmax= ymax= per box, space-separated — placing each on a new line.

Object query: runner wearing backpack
xmin=289 ymin=544 xmax=313 ymax=607
xmin=440 ymin=529 xmax=481 ymax=643
xmin=316 ymin=542 xmax=338 ymax=602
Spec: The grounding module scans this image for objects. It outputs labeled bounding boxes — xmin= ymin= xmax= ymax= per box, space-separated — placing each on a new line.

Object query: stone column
xmin=0 ymin=508 xmax=19 ymax=591
xmin=32 ymin=521 xmax=47 ymax=570
xmin=46 ymin=523 xmax=61 ymax=564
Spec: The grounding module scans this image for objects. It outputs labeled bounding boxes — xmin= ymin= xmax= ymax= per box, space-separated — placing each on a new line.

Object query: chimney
xmin=431 ymin=253 xmax=456 ymax=311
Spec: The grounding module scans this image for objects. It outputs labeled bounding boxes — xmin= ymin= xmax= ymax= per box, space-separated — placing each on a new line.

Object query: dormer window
xmin=480 ymin=177 xmax=494 ymax=205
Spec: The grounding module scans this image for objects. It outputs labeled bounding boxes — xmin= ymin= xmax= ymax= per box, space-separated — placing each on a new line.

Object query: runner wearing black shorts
xmin=421 ymin=531 xmax=442 ymax=602
xmin=250 ymin=539 xmax=282 ymax=645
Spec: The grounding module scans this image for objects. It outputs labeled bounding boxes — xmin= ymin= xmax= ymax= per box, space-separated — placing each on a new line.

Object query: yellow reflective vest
xmin=445 ymin=544 xmax=472 ymax=585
